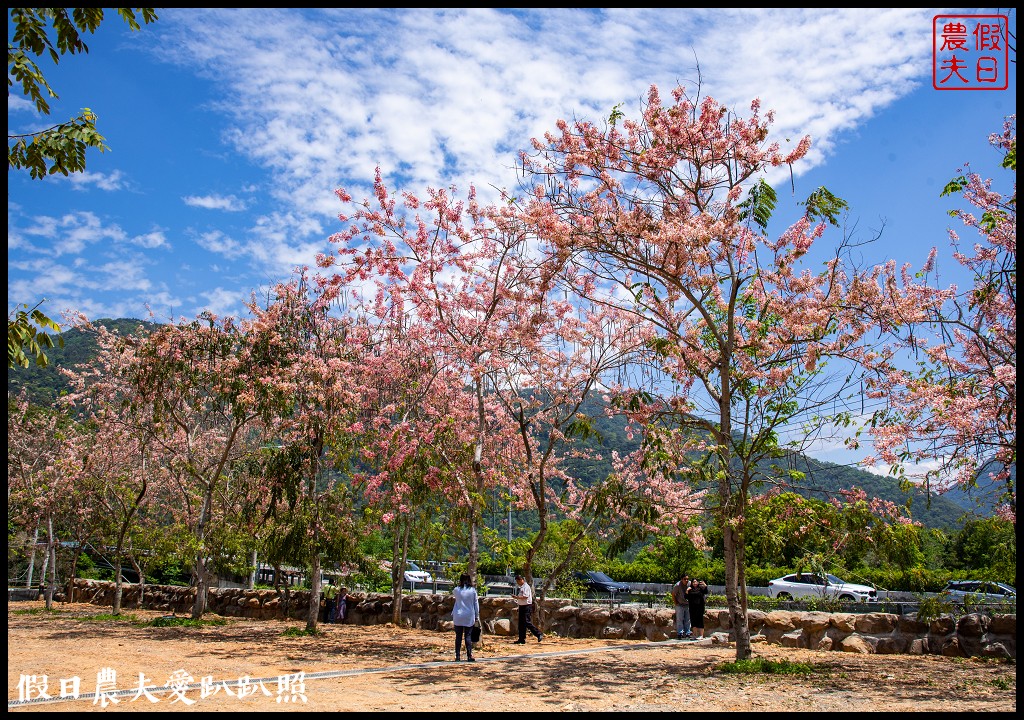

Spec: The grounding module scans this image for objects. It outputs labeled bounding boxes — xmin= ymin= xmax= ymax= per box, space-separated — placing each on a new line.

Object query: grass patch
xmin=76 ymin=612 xmax=140 ymax=623
xmin=990 ymin=677 xmax=1013 ymax=691
xmin=144 ymin=616 xmax=226 ymax=628
xmin=717 ymin=658 xmax=816 ymax=675
xmin=281 ymin=626 xmax=323 ymax=638
xmin=12 ymin=607 xmax=62 ymax=616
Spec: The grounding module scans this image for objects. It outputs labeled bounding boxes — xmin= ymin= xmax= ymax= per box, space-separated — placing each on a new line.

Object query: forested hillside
xmin=9 ymin=318 xmax=975 ymax=531
xmin=7 ymin=318 xmax=155 ymax=405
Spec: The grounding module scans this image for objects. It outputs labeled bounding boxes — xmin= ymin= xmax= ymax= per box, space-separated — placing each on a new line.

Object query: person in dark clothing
xmin=685 ymin=578 xmax=708 ymax=639
xmin=671 ymin=574 xmax=690 ymax=639
xmin=513 ymin=574 xmax=543 ymax=643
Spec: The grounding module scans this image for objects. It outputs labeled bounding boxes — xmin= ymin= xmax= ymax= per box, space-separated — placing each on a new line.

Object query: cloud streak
xmin=8 ymin=8 xmax=947 ymax=324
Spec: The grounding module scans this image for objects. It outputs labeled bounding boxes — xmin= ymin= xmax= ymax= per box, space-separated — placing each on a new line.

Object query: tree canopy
xmin=7 ymin=7 xmax=158 ymax=178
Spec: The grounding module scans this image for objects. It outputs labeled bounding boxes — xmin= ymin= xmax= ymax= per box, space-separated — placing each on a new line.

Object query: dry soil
xmin=6 ymin=599 xmax=1016 ymax=712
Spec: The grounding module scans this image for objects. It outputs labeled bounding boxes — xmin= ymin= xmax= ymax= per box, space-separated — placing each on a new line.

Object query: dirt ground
xmin=6 ymin=599 xmax=1016 ymax=712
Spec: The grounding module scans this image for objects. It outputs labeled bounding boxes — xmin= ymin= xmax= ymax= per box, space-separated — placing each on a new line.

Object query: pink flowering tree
xmin=859 ymin=118 xmax=1016 ymax=521
xmin=322 ymin=177 xmax=532 ymax=581
xmin=322 ymin=177 xmax=674 ymax=597
xmin=518 ymin=84 xmax=881 ymax=659
xmin=240 ymin=275 xmax=363 ymax=631
xmin=348 ymin=316 xmax=488 ymax=622
xmin=121 ymin=311 xmax=287 ymax=619
xmin=60 ymin=319 xmax=186 ymax=614
xmin=7 ymin=393 xmax=91 ymax=608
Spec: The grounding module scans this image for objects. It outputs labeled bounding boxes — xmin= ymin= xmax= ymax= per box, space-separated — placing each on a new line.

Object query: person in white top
xmin=513 ymin=574 xmax=543 ymax=644
xmin=451 ymin=573 xmax=480 ymax=661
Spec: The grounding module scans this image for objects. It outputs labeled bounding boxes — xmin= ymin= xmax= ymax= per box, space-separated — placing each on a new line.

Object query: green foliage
xmin=946 ymin=517 xmax=1016 ymax=580
xmin=281 ymin=625 xmax=323 ymax=637
xmin=145 ymin=616 xmax=226 ymax=628
xmin=348 ymin=559 xmax=391 ymax=593
xmin=8 ymin=8 xmax=158 ymax=178
xmin=8 ymin=317 xmax=154 ymax=404
xmin=914 ymin=594 xmax=957 ymax=622
xmin=528 ymin=519 xmax=601 ymax=578
xmin=476 ymin=554 xmax=512 ymax=577
xmin=444 ymin=561 xmax=488 ymax=594
xmin=146 ymin=557 xmax=191 ymax=586
xmin=800 ymin=186 xmax=849 ymax=227
xmin=8 ymin=301 xmax=62 ymax=369
xmin=850 ymin=567 xmax=948 ymax=593
xmin=871 ymin=523 xmax=926 ymax=570
xmin=608 ymin=102 xmax=625 ymax=126
xmin=555 ymin=575 xmax=588 ymax=601
xmin=12 ymin=607 xmax=61 ymax=615
xmin=75 ymin=612 xmax=139 ymax=623
xmin=8 ymin=109 xmax=107 ymax=179
xmin=737 ymin=178 xmax=778 ymax=232
xmin=717 ymin=658 xmax=816 ymax=675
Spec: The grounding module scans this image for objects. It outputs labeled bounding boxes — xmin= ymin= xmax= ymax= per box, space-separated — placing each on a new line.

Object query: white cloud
xmin=65 ymin=170 xmax=128 ymax=192
xmin=196 ymin=286 xmax=252 ymax=318
xmin=9 ymin=8 xmax=954 ymax=323
xmin=195 ymin=229 xmax=242 ymax=257
xmin=183 ymin=194 xmax=248 ymax=211
xmin=16 ymin=211 xmax=129 ymax=257
xmin=131 ymin=230 xmax=169 ymax=249
xmin=95 ymin=261 xmax=153 ymax=292
xmin=7 ymin=94 xmax=36 ymax=114
xmin=150 ymin=8 xmax=936 ymax=237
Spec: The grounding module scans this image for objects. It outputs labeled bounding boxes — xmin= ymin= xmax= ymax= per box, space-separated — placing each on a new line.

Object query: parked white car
xmin=403 ymin=562 xmax=433 ymax=584
xmin=767 ymin=573 xmax=877 ymax=602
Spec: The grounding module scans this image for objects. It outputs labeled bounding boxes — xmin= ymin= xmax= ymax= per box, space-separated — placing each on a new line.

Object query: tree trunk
xmin=43 ymin=517 xmax=57 ymax=610
xmin=130 ymin=555 xmax=146 ymax=608
xmin=112 ymin=520 xmax=134 ymax=615
xmin=247 ymin=550 xmax=257 ymax=590
xmin=26 ymin=527 xmax=38 ymax=590
xmin=274 ymin=563 xmax=290 ymax=616
xmin=467 ymin=507 xmax=480 ymax=581
xmin=391 ymin=520 xmax=411 ymax=625
xmin=306 ymin=554 xmax=322 ymax=632
xmin=191 ymin=480 xmax=215 ymax=619
xmin=67 ymin=545 xmax=83 ymax=604
xmin=37 ymin=527 xmax=50 ymax=600
xmin=723 ymin=522 xmax=752 ymax=660
xmin=113 ymin=556 xmax=125 ymax=615
xmin=467 ymin=376 xmax=486 ymax=580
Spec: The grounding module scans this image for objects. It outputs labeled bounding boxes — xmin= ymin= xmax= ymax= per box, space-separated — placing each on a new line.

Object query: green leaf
xmin=800 ymin=187 xmax=848 ymax=227
xmin=737 ymin=178 xmax=777 ymax=232
xmin=940 ymin=176 xmax=968 ymax=197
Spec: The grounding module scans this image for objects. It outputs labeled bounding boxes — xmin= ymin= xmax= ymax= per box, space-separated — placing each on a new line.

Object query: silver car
xmin=767 ymin=573 xmax=877 ymax=602
xmin=940 ymin=580 xmax=1015 ymax=604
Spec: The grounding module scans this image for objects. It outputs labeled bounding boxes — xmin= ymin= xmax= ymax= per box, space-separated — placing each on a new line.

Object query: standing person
xmin=335 ymin=587 xmax=348 ymax=624
xmin=671 ymin=574 xmax=691 ymax=640
xmin=685 ymin=578 xmax=708 ymax=640
xmin=323 ymin=580 xmax=337 ymax=623
xmin=451 ymin=573 xmax=480 ymax=661
xmin=513 ymin=574 xmax=543 ymax=644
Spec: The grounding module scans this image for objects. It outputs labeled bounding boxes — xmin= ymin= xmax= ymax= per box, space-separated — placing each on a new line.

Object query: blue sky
xmin=7 ymin=8 xmax=1017 ymax=473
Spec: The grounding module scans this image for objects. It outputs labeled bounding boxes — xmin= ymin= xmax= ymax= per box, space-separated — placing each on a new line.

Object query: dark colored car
xmin=573 ymin=570 xmax=631 ymax=595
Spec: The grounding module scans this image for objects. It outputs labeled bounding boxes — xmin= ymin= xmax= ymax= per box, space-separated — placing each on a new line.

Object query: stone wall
xmin=66 ymin=579 xmax=1015 ymax=659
